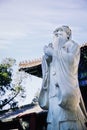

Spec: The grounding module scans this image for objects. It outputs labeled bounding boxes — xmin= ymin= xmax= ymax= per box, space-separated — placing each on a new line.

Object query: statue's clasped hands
xmin=44 ymin=43 xmax=53 ymax=56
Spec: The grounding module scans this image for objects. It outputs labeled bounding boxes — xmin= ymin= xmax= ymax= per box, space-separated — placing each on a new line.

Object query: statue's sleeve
xmin=41 ymin=55 xmax=50 ymax=89
xmin=38 ymin=55 xmax=49 ymax=110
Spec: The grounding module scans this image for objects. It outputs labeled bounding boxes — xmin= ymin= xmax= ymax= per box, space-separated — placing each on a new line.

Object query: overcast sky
xmin=0 ymin=0 xmax=87 ymax=64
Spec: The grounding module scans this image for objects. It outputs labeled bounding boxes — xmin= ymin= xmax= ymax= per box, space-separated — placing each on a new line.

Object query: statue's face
xmin=54 ymin=28 xmax=68 ymax=40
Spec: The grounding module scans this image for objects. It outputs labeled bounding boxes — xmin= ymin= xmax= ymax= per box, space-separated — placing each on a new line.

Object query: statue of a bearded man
xmin=39 ymin=25 xmax=87 ymax=130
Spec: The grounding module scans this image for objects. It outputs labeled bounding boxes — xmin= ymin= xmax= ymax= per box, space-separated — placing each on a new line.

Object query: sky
xmin=0 ymin=0 xmax=87 ymax=63
xmin=0 ymin=0 xmax=87 ymax=107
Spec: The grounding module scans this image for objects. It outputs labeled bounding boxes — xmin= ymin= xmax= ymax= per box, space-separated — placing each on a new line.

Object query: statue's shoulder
xmin=66 ymin=40 xmax=80 ymax=49
xmin=65 ymin=40 xmax=80 ymax=53
xmin=66 ymin=40 xmax=78 ymax=45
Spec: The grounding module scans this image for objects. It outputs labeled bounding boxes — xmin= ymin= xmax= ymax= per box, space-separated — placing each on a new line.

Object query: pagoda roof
xmin=19 ymin=58 xmax=42 ymax=78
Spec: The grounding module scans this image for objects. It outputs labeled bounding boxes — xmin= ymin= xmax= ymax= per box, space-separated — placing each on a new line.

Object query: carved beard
xmin=53 ymin=35 xmax=68 ymax=50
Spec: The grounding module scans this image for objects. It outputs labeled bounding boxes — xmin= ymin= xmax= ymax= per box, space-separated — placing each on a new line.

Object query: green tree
xmin=0 ymin=58 xmax=27 ymax=110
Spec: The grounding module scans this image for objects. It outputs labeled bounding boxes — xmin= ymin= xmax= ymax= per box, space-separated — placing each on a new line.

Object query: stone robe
xmin=39 ymin=40 xmax=87 ymax=130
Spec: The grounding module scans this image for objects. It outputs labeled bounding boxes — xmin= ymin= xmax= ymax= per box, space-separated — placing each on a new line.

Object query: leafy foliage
xmin=0 ymin=58 xmax=27 ymax=110
xmin=0 ymin=64 xmax=12 ymax=93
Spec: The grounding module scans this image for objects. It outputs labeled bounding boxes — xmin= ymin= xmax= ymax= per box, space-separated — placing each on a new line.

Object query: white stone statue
xmin=39 ymin=25 xmax=87 ymax=130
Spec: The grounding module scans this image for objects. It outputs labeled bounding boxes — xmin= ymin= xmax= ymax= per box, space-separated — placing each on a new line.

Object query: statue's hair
xmin=53 ymin=25 xmax=71 ymax=40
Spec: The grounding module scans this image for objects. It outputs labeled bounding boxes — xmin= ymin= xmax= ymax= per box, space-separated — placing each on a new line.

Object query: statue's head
xmin=53 ymin=25 xmax=71 ymax=40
